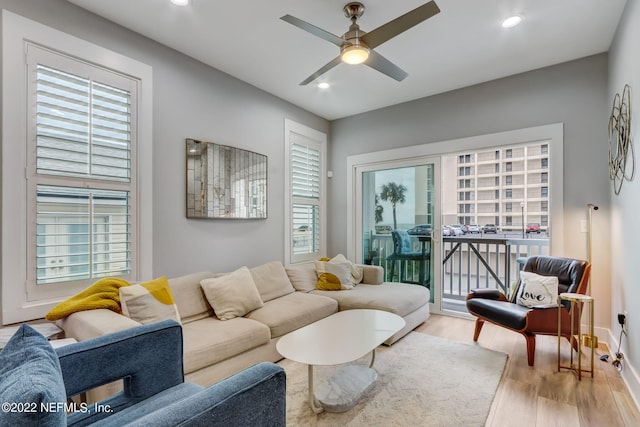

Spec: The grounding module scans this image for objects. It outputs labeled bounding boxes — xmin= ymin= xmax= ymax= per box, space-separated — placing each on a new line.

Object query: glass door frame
xmin=348 ymin=156 xmax=444 ymax=313
xmin=346 ymin=123 xmax=565 ymax=317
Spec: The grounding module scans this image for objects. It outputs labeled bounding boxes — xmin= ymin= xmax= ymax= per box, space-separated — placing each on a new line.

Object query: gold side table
xmin=557 ymin=292 xmax=595 ymax=380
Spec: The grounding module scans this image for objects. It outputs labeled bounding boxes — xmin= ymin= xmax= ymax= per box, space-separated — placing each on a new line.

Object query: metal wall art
xmin=608 ymin=84 xmax=634 ymax=195
xmin=186 ymin=139 xmax=267 ymax=219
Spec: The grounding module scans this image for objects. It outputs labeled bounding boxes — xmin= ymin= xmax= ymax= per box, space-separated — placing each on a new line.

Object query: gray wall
xmin=0 ymin=0 xmax=329 ymax=282
xmin=608 ymin=0 xmax=640 ymax=402
xmin=329 ymin=54 xmax=612 ymax=327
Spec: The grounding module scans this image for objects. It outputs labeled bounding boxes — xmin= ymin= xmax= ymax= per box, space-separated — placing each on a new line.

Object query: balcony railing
xmin=364 ymin=232 xmax=550 ymax=313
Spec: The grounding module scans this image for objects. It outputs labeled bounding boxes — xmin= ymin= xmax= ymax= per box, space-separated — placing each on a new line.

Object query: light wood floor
xmin=415 ymin=314 xmax=640 ymax=427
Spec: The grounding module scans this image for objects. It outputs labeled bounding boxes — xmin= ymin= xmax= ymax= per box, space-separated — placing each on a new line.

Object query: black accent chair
xmin=386 ymin=230 xmax=430 ymax=285
xmin=466 ymin=255 xmax=591 ymax=366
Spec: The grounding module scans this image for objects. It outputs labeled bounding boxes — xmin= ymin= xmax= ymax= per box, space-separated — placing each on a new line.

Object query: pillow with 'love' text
xmin=516 ymin=271 xmax=559 ymax=308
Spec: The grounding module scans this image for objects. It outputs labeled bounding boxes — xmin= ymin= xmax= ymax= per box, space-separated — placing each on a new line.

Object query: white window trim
xmin=2 ymin=11 xmax=153 ymax=324
xmin=284 ymin=119 xmax=327 ymax=265
xmin=346 ymin=123 xmax=564 ymax=261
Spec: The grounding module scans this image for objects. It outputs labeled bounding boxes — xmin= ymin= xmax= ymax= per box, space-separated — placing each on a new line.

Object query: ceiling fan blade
xmin=365 ymin=50 xmax=408 ymax=82
xmin=280 ymin=15 xmax=345 ymax=47
xmin=299 ymin=56 xmax=343 ymax=85
xmin=361 ymin=1 xmax=441 ymax=49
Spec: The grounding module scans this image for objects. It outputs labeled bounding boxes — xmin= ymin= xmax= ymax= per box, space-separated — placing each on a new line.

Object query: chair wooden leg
xmin=524 ymin=333 xmax=536 ymax=366
xmin=571 ymin=335 xmax=579 ymax=352
xmin=473 ymin=318 xmax=485 ymax=342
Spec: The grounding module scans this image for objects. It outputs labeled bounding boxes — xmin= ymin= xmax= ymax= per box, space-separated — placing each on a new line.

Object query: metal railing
xmin=442 ymin=236 xmax=549 ymax=300
xmin=364 ymin=232 xmax=550 ymax=312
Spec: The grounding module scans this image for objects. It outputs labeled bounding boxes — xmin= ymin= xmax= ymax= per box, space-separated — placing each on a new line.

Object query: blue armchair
xmin=0 ymin=320 xmax=286 ymax=426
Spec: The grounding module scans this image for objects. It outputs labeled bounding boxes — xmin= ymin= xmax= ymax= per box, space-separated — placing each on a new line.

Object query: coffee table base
xmin=315 ymin=365 xmax=377 ymax=413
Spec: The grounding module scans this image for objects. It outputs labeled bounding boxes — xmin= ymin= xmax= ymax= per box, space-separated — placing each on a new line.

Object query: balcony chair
xmin=386 ymin=230 xmax=431 ymax=286
xmin=465 ymin=255 xmax=591 ymax=366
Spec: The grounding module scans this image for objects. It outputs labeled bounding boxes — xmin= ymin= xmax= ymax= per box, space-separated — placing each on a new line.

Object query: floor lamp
xmin=587 ymin=203 xmax=598 ymax=294
xmin=584 ymin=203 xmax=599 ymax=347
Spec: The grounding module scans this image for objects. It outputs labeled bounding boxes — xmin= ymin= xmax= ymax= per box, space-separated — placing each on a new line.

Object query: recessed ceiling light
xmin=502 ymin=15 xmax=522 ymax=28
xmin=318 ymin=82 xmax=330 ymax=89
xmin=171 ymin=0 xmax=189 ymax=6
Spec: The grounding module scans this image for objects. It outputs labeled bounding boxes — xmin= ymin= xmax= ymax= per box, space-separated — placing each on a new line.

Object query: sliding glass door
xmin=355 ymin=157 xmax=441 ymax=307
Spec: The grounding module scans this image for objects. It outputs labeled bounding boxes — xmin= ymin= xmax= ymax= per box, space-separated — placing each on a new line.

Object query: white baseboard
xmin=603 ymin=327 xmax=640 ymax=411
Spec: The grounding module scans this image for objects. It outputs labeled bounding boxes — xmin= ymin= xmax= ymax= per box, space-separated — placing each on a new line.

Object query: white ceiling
xmin=66 ymin=0 xmax=627 ymax=120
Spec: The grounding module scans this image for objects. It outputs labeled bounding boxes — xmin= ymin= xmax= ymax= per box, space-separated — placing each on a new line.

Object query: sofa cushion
xmin=245 ymin=292 xmax=338 ymax=338
xmin=311 ymin=282 xmax=429 ymax=317
xmin=249 ymin=261 xmax=295 ymax=302
xmin=120 ymin=276 xmax=181 ymax=325
xmin=182 ymin=317 xmax=271 ymax=374
xmin=0 ymin=324 xmax=66 ymax=426
xmin=168 ymin=272 xmax=216 ymax=320
xmin=201 ymin=267 xmax=264 ymax=320
xmin=286 ymin=262 xmax=318 ymax=292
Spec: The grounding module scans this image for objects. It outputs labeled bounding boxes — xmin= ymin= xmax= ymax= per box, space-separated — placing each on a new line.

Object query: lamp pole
xmin=520 ymin=201 xmax=525 ymax=238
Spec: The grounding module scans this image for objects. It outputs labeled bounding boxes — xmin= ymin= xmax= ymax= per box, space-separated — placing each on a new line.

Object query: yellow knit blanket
xmin=45 ymin=277 xmax=131 ymax=321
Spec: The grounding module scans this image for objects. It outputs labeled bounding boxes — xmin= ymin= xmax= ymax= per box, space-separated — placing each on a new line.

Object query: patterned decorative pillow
xmin=315 ymin=259 xmax=354 ymax=290
xmin=200 ymin=266 xmax=264 ymax=320
xmin=516 ymin=271 xmax=559 ymax=308
xmin=120 ymin=276 xmax=181 ymax=324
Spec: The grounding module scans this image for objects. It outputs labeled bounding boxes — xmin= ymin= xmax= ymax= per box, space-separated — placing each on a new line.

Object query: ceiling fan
xmin=281 ymin=1 xmax=440 ymax=85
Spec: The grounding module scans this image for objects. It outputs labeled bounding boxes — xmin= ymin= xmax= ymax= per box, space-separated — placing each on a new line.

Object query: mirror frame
xmin=186 ymin=138 xmax=268 ymax=219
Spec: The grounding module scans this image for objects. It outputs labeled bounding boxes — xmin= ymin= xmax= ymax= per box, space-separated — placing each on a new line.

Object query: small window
xmin=541 ymin=144 xmax=549 ymax=154
xmin=506 ymin=149 xmax=513 ymax=158
xmin=541 ymin=186 xmax=549 ymax=197
xmin=541 ymin=158 xmax=548 ymax=169
xmin=505 ymin=189 xmax=513 ymax=198
xmin=505 ymin=162 xmax=513 ymax=172
xmin=541 ymin=172 xmax=548 ymax=183
xmin=285 ymin=120 xmax=326 ymax=264
xmin=505 ymin=175 xmax=513 ymax=185
xmin=505 ymin=202 xmax=512 ymax=212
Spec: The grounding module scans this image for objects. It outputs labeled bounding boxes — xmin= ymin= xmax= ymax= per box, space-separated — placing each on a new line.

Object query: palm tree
xmin=374 ymin=194 xmax=384 ymax=224
xmin=380 ymin=182 xmax=407 ymax=230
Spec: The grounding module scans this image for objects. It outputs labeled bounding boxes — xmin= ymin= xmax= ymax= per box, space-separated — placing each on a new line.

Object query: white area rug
xmin=279 ymin=332 xmax=507 ymax=427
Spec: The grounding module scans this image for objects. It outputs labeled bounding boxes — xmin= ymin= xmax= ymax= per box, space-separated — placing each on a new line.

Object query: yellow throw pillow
xmin=315 ymin=259 xmax=354 ymax=290
xmin=120 ymin=276 xmax=181 ymax=324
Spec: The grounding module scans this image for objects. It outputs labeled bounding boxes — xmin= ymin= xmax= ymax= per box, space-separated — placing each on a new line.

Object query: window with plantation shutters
xmin=285 ymin=120 xmax=326 ymax=264
xmin=25 ymin=44 xmax=137 ymax=299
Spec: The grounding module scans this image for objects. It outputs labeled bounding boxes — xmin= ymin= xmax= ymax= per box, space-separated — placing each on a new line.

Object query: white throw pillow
xmin=516 ymin=271 xmax=559 ymax=308
xmin=331 ymin=254 xmax=364 ymax=284
xmin=200 ymin=266 xmax=264 ymax=320
xmin=120 ymin=276 xmax=181 ymax=324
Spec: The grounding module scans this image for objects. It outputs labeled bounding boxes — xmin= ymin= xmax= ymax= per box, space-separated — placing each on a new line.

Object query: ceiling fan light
xmin=502 ymin=15 xmax=522 ymax=28
xmin=341 ymin=45 xmax=370 ymax=65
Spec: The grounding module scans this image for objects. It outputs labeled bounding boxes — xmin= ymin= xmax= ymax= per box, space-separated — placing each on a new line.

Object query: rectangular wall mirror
xmin=186 ymin=139 xmax=267 ymax=219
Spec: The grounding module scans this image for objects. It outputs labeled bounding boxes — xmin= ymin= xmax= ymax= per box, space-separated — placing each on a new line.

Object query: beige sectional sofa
xmin=57 ymin=260 xmax=430 ymax=390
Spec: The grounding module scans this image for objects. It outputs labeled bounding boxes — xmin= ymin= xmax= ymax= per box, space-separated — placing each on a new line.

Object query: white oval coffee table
xmin=276 ymin=309 xmax=405 ymax=413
